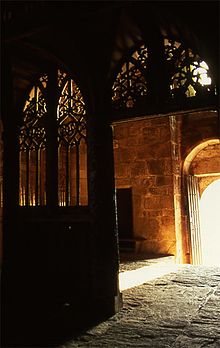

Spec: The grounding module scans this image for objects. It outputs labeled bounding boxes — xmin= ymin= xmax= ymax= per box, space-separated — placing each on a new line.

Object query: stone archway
xmin=183 ymin=138 xmax=220 ymax=265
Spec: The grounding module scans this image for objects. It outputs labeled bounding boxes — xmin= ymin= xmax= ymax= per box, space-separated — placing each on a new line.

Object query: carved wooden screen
xmin=19 ymin=71 xmax=88 ymax=207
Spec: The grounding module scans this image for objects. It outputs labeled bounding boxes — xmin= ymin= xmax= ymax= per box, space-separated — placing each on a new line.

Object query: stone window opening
xmin=19 ymin=77 xmax=47 ymax=206
xmin=164 ymin=38 xmax=214 ymax=98
xmin=112 ymin=43 xmax=148 ymax=109
xmin=112 ymin=38 xmax=215 ymax=113
xmin=57 ymin=72 xmax=87 ymax=207
xmin=19 ymin=70 xmax=88 ymax=207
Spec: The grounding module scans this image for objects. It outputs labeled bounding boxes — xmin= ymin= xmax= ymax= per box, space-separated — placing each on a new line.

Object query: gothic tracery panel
xmin=112 ymin=44 xmax=148 ymax=109
xmin=112 ymin=39 xmax=215 ymax=112
xmin=164 ymin=38 xmax=213 ymax=98
xmin=19 ymin=70 xmax=88 ymax=207
xmin=19 ymin=78 xmax=47 ymax=206
xmin=57 ymin=74 xmax=87 ymax=206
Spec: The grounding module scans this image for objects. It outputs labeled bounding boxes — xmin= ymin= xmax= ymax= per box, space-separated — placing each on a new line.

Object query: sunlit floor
xmin=61 ymin=259 xmax=220 ymax=348
xmin=119 ymin=254 xmax=180 ymax=291
xmin=119 ymin=262 xmax=180 ymax=291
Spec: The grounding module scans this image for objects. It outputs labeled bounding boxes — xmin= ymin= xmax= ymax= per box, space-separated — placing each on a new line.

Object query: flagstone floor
xmin=59 ymin=255 xmax=220 ymax=348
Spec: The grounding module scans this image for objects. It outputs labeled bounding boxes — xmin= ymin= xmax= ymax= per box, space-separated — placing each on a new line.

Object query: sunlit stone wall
xmin=190 ymin=143 xmax=220 ymax=195
xmin=113 ymin=110 xmax=219 ymax=262
xmin=113 ymin=117 xmax=176 ymax=256
xmin=182 ymin=111 xmax=219 ymax=157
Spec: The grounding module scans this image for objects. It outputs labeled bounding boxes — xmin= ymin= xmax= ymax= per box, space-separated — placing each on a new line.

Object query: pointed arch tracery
xmin=112 ymin=38 xmax=215 ymax=112
xmin=57 ymin=72 xmax=87 ymax=206
xmin=19 ymin=76 xmax=47 ymax=206
xmin=112 ymin=43 xmax=148 ymax=109
xmin=19 ymin=70 xmax=88 ymax=207
xmin=164 ymin=38 xmax=213 ymax=98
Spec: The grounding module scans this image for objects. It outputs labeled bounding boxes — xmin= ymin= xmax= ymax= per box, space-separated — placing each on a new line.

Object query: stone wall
xmin=182 ymin=110 xmax=219 ymax=158
xmin=190 ymin=143 xmax=220 ymax=175
xmin=113 ymin=116 xmax=176 ymax=256
xmin=169 ymin=116 xmax=183 ymax=263
xmin=190 ymin=142 xmax=220 ymax=196
xmin=113 ymin=109 xmax=219 ymax=263
xmin=0 ymin=110 xmax=218 ymax=266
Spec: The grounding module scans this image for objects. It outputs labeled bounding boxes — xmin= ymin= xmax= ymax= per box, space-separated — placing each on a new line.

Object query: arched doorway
xmin=200 ymin=179 xmax=220 ymax=266
xmin=184 ymin=139 xmax=220 ymax=265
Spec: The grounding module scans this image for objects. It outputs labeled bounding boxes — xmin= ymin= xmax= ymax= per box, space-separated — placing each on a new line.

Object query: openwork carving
xmin=19 ymin=71 xmax=88 ymax=207
xmin=164 ymin=38 xmax=212 ymax=98
xmin=58 ymin=79 xmax=86 ymax=146
xmin=112 ymin=44 xmax=148 ymax=109
xmin=39 ymin=74 xmax=48 ymax=88
xmin=19 ymin=78 xmax=47 ymax=206
xmin=57 ymin=75 xmax=87 ymax=206
xmin=20 ymin=86 xmax=46 ymax=150
xmin=58 ymin=69 xmax=67 ymax=88
xmin=112 ymin=39 xmax=214 ymax=111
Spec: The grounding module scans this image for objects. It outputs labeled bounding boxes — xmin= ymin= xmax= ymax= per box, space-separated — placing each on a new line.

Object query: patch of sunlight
xmin=200 ymin=179 xmax=220 ymax=266
xmin=192 ymin=61 xmax=212 ymax=86
xmin=119 ymin=263 xmax=180 ymax=291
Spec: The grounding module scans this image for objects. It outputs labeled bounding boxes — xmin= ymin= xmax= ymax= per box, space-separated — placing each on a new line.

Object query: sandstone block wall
xmin=182 ymin=110 xmax=219 ymax=158
xmin=113 ymin=117 xmax=176 ymax=256
xmin=189 ymin=143 xmax=220 ymax=196
xmin=113 ymin=110 xmax=219 ymax=262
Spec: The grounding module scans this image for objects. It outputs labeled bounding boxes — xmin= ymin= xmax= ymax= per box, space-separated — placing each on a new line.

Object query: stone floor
xmin=59 ymin=255 xmax=220 ymax=348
